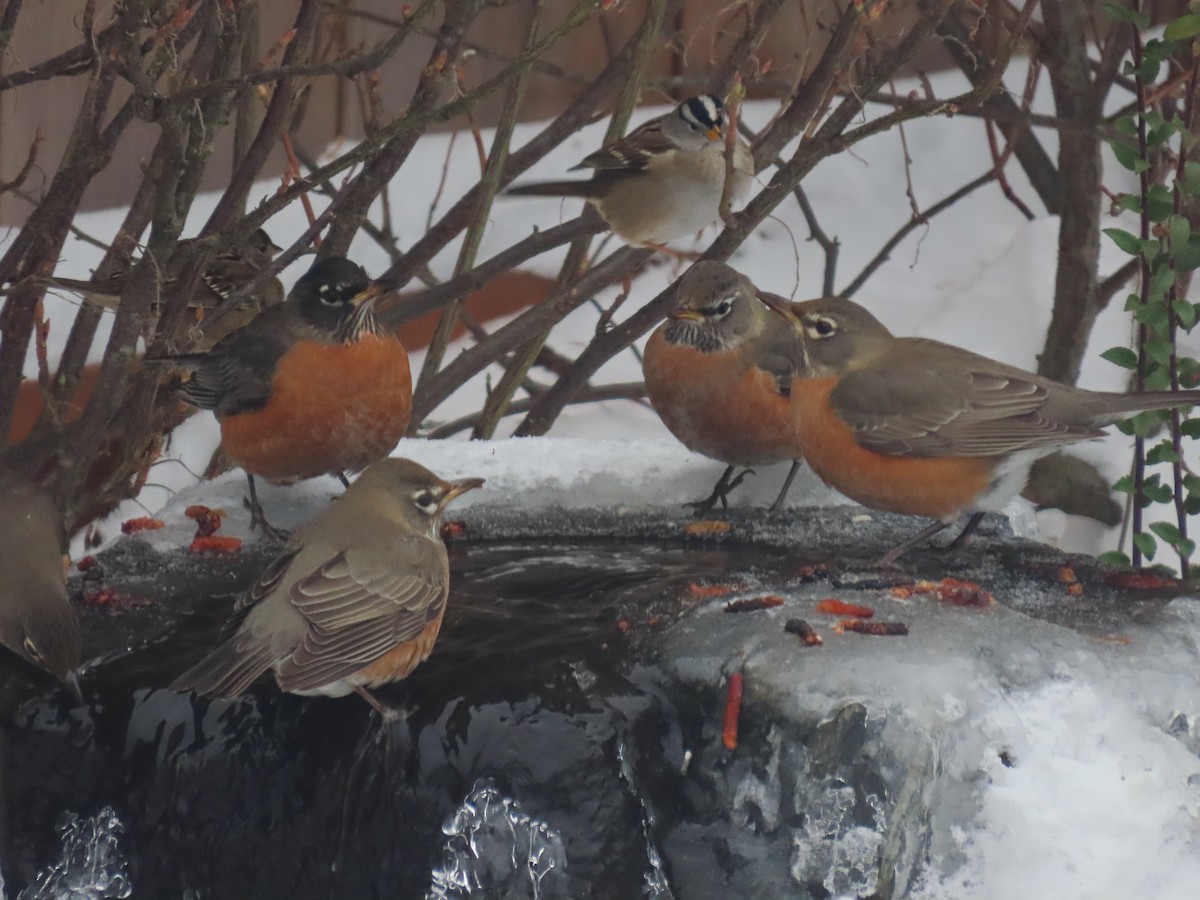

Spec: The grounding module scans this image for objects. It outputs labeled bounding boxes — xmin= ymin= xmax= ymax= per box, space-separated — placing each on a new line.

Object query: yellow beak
xmin=668 ymin=309 xmax=707 ymax=322
xmin=441 ymin=476 xmax=485 ymax=507
xmin=350 ymin=281 xmax=386 ymax=307
xmin=706 ymin=126 xmax=723 ymax=141
xmin=756 ymin=291 xmax=804 ymax=329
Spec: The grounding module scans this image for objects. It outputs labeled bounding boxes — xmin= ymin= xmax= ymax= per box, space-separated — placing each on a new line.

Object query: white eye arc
xmin=805 ymin=316 xmax=838 ymax=339
xmin=22 ymin=634 xmax=42 ymax=661
xmin=412 ymin=489 xmax=440 ymax=515
xmin=713 ymin=297 xmax=734 ymax=317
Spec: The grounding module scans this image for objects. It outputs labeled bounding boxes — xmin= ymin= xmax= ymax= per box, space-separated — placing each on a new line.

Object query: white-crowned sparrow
xmin=509 ymin=95 xmax=753 ymax=246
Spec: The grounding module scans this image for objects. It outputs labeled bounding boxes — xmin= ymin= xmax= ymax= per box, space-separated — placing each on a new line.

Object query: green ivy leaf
xmin=1183 ymin=419 xmax=1200 ymax=439
xmin=1114 ymin=474 xmax=1135 ymax=493
xmin=1146 ymin=185 xmax=1175 ymax=221
xmin=1100 ymin=346 xmax=1139 ymax=369
xmin=1142 ymin=338 xmax=1171 ymax=367
xmin=1183 ymin=161 xmax=1200 ymax=197
xmin=1146 ymin=441 xmax=1180 ymax=465
xmin=1104 ymin=227 xmax=1142 ymax=255
xmin=1135 ymin=300 xmax=1170 ymax=330
xmin=1134 ymin=531 xmax=1158 ymax=560
xmin=1149 ymin=524 xmax=1199 ymax=559
xmin=1169 ymin=215 xmax=1192 ymax=254
xmin=1145 ymin=367 xmax=1173 ymax=391
xmin=1098 ymin=550 xmax=1132 ymax=568
xmin=1145 ymin=480 xmax=1174 ymax=504
xmin=1164 ymin=13 xmax=1200 ymax=39
xmin=1150 ymin=263 xmax=1177 ymax=296
xmin=1175 ymin=239 xmax=1200 ymax=274
xmin=1175 ymin=301 xmax=1197 ymax=331
xmin=1115 ymin=193 xmax=1143 ymax=213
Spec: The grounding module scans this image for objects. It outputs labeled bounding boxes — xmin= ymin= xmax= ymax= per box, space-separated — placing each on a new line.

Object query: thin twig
xmin=792 ymin=186 xmax=839 ymax=297
xmin=425 ymin=381 xmax=647 ymax=439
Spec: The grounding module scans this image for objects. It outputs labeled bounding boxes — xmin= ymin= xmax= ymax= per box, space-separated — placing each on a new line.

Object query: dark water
xmin=2 ymin=539 xmax=794 ymax=900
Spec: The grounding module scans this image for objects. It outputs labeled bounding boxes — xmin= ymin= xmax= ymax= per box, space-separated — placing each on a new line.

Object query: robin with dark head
xmin=757 ymin=295 xmax=1200 ymax=565
xmin=0 ymin=467 xmax=80 ymax=683
xmin=172 ymin=256 xmax=412 ymax=533
xmin=171 ymin=458 xmax=483 ymax=717
xmin=46 ymin=228 xmax=284 ymax=352
xmin=643 ymin=262 xmax=806 ymax=514
xmin=508 ymin=95 xmax=753 ymax=247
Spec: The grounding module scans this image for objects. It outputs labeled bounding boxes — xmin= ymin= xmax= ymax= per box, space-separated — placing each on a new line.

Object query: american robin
xmin=171 ymin=458 xmax=483 ymax=716
xmin=757 ymin=295 xmax=1200 ymax=565
xmin=643 ymin=261 xmax=806 ymax=514
xmin=0 ymin=467 xmax=80 ymax=682
xmin=508 ymin=95 xmax=753 ymax=246
xmin=172 ymin=256 xmax=412 ymax=534
xmin=46 ymin=228 xmax=284 ymax=351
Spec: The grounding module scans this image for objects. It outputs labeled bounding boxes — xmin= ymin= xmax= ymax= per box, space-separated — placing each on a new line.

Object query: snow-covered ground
xmin=13 ymin=59 xmax=1200 ymax=900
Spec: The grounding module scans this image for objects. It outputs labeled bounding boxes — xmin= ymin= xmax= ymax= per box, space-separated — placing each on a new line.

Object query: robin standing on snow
xmin=755 ymin=294 xmax=1200 ymax=565
xmin=643 ymin=262 xmax=806 ymax=514
xmin=171 ymin=256 xmax=412 ymax=533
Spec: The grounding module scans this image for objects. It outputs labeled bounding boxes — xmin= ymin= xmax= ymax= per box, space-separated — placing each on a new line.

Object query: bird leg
xmin=767 ymin=461 xmax=803 ymax=514
xmin=945 ymin=511 xmax=987 ymax=551
xmin=645 ymin=242 xmax=701 ymax=262
xmin=873 ymin=519 xmax=954 ymax=568
xmin=685 ymin=465 xmax=754 ymax=517
xmin=337 ymin=471 xmax=351 ymax=489
xmin=243 ymin=474 xmax=289 ymax=541
xmin=354 ymin=685 xmax=403 ymax=723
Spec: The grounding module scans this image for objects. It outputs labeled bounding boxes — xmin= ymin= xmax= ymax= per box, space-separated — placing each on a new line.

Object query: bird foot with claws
xmin=355 ymin=686 xmax=405 ymax=723
xmin=242 ymin=495 xmax=289 ymax=542
xmin=684 ymin=467 xmax=755 ymax=517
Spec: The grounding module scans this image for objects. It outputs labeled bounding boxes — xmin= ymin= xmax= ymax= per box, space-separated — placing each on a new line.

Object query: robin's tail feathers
xmin=171 ymin=639 xmax=273 ymax=699
xmin=1088 ymin=388 xmax=1200 ymax=424
xmin=506 ymin=181 xmax=601 ymax=200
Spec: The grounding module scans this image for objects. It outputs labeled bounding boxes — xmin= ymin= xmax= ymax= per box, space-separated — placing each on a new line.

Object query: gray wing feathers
xmin=171 ymin=635 xmax=275 ymax=698
xmin=832 ymin=365 xmax=1101 ymax=457
xmin=273 ymin=538 xmax=447 ymax=692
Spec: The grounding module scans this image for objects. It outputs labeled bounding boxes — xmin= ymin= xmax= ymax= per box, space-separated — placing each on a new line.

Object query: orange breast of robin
xmin=644 ymin=331 xmax=800 ymax=466
xmin=352 ymin=615 xmax=444 ymax=687
xmin=794 ymin=377 xmax=995 ymax=520
xmin=220 ymin=334 xmax=412 ymax=483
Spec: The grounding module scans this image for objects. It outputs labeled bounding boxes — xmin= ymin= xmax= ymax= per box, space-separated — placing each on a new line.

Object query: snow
xmin=665 ymin=572 xmax=1200 ymax=900
xmin=17 ymin=58 xmax=1200 ymax=900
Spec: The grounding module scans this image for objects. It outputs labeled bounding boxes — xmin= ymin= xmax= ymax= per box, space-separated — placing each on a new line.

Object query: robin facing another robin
xmin=46 ymin=229 xmax=284 ymax=352
xmin=0 ymin=467 xmax=80 ymax=683
xmin=643 ymin=262 xmax=806 ymax=514
xmin=172 ymin=255 xmax=412 ymax=534
xmin=508 ymin=95 xmax=753 ymax=247
xmin=172 ymin=458 xmax=483 ymax=717
xmin=756 ymin=295 xmax=1200 ymax=565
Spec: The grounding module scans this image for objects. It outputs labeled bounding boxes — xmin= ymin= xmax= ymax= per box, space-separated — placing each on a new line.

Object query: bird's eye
xmin=413 ymin=490 xmax=439 ymax=514
xmin=713 ymin=299 xmax=733 ymax=317
xmin=808 ymin=316 xmax=837 ymax=338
